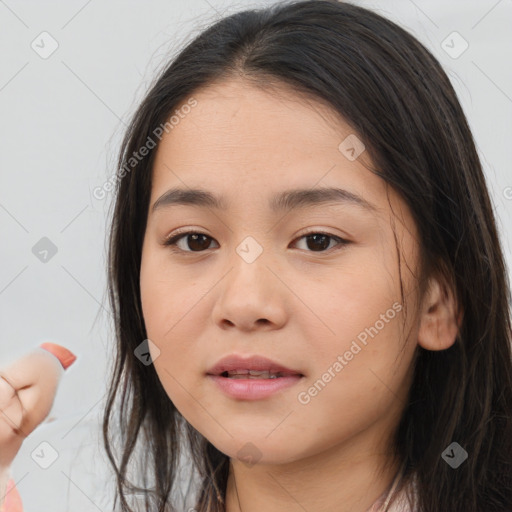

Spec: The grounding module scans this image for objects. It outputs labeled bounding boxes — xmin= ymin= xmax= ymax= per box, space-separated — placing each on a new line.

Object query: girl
xmin=2 ymin=1 xmax=511 ymax=511
xmin=102 ymin=0 xmax=512 ymax=511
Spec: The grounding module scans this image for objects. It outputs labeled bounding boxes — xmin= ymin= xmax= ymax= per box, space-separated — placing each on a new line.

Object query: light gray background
xmin=1 ymin=0 xmax=511 ymax=510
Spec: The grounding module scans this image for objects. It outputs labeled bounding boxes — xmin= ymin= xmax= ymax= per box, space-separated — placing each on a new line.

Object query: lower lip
xmin=207 ymin=374 xmax=303 ymax=400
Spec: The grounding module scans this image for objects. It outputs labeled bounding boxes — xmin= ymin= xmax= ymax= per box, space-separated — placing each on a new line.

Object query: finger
xmin=0 ymin=350 xmax=63 ymax=437
xmin=0 ymin=376 xmax=23 ymax=434
xmin=16 ymin=351 xmax=64 ymax=436
xmin=0 ymin=350 xmax=54 ymax=391
xmin=16 ymin=384 xmax=55 ymax=436
xmin=0 ymin=375 xmax=26 ymax=467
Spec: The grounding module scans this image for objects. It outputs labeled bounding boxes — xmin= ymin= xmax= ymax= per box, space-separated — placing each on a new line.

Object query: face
xmin=140 ymin=78 xmax=422 ymax=467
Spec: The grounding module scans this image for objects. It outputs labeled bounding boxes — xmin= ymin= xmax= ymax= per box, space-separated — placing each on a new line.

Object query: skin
xmin=139 ymin=78 xmax=459 ymax=512
xmin=0 ymin=349 xmax=63 ymax=467
xmin=0 ymin=348 xmax=64 ymax=509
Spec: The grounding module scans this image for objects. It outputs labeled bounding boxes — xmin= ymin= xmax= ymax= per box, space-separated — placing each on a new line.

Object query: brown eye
xmin=292 ymin=232 xmax=349 ymax=253
xmin=164 ymin=232 xmax=218 ymax=252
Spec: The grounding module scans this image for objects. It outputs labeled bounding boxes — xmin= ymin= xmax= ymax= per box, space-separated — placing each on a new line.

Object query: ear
xmin=417 ymin=273 xmax=461 ymax=351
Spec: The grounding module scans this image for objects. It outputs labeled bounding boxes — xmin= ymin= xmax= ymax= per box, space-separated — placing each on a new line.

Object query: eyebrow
xmin=151 ymin=186 xmax=378 ymax=214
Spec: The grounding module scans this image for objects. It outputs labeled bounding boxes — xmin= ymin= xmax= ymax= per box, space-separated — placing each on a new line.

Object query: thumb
xmin=17 ymin=344 xmax=77 ymax=436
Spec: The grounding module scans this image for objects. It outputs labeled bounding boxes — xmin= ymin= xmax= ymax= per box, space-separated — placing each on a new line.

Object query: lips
xmin=206 ymin=354 xmax=304 ymax=377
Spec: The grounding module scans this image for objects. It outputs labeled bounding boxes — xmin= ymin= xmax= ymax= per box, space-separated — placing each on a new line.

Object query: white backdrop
xmin=1 ymin=0 xmax=511 ymax=510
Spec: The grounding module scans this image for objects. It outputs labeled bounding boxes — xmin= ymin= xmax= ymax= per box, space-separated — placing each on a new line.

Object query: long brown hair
xmin=102 ymin=1 xmax=512 ymax=510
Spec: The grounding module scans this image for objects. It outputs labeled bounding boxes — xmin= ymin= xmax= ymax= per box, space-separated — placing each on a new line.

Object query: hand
xmin=0 ymin=344 xmax=76 ymax=469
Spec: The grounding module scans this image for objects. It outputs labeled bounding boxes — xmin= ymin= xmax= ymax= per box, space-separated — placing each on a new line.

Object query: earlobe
xmin=417 ymin=275 xmax=461 ymax=351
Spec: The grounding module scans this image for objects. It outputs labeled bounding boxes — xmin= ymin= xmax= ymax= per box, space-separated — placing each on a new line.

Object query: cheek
xmin=296 ymin=252 xmax=403 ymax=353
xmin=140 ymin=274 xmax=201 ymax=374
xmin=292 ymin=249 xmax=412 ymax=409
xmin=140 ymin=253 xmax=210 ymax=413
xmin=140 ymin=249 xmax=198 ymax=339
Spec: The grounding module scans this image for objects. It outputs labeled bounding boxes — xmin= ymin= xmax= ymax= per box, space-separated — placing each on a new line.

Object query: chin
xmin=201 ymin=434 xmax=303 ymax=467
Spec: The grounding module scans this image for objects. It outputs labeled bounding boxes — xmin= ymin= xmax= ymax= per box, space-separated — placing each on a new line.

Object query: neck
xmin=224 ymin=430 xmax=402 ymax=512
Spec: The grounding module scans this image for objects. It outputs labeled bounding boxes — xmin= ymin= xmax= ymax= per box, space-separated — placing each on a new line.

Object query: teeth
xmin=223 ymin=370 xmax=283 ymax=379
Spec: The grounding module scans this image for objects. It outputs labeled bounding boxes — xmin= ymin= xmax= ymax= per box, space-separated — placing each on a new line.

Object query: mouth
xmin=207 ymin=371 xmax=304 ymax=400
xmin=206 ymin=354 xmax=305 ymax=400
xmin=206 ymin=354 xmax=305 ymax=379
xmin=216 ymin=369 xmax=302 ymax=379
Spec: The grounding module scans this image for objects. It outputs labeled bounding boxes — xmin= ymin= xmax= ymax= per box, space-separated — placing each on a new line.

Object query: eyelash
xmin=162 ymin=230 xmax=350 ymax=254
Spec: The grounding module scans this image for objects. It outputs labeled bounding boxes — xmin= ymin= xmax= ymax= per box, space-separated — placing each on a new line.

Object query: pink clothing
xmin=365 ymin=463 xmax=416 ymax=512
xmin=0 ymin=478 xmax=23 ymax=512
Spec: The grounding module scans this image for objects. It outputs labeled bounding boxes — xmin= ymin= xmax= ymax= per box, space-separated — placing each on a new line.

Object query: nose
xmin=211 ymin=251 xmax=288 ymax=332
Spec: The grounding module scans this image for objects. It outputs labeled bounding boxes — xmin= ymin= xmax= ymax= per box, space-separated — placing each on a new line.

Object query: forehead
xmin=161 ymin=78 xmax=353 ymax=155
xmin=151 ymin=78 xmax=385 ymax=203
